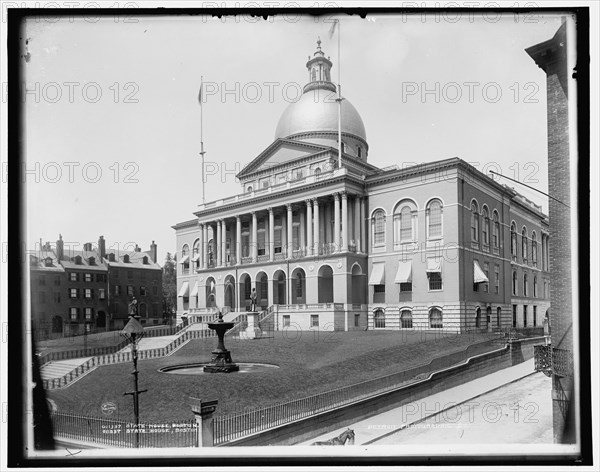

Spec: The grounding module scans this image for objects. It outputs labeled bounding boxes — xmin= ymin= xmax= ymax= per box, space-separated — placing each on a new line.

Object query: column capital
xmin=286 ymin=203 xmax=293 ymax=211
xmin=267 ymin=207 xmax=274 ymax=213
xmin=234 ymin=214 xmax=240 ymax=221
xmin=333 ymin=192 xmax=340 ymax=201
xmin=305 ymin=199 xmax=312 ymax=206
xmin=341 ymin=191 xmax=348 ymax=199
xmin=251 ymin=210 xmax=256 ymax=216
xmin=312 ymin=197 xmax=319 ymax=206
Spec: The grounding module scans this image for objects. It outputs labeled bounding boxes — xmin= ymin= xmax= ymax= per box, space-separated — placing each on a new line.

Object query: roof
xmin=29 ymin=249 xmax=65 ymax=272
xmin=104 ymin=250 xmax=162 ymax=270
xmin=60 ymin=249 xmax=108 ymax=272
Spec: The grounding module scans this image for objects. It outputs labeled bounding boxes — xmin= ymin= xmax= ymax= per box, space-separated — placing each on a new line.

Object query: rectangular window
xmin=533 ymin=306 xmax=537 ymax=327
xmin=494 ymin=265 xmax=500 ymax=294
xmin=283 ymin=315 xmax=290 ymax=327
xmin=428 ymin=273 xmax=443 ymax=291
xmin=400 ymin=282 xmax=412 ymax=292
xmin=38 ymin=278 xmax=46 ymax=286
xmin=69 ymin=272 xmax=78 ymax=282
xmin=484 ymin=262 xmax=489 ymax=293
xmin=54 ymin=277 xmax=61 ymax=286
xmin=140 ymin=286 xmax=147 ymax=296
xmin=292 ymin=224 xmax=300 ymax=251
xmin=523 ymin=305 xmax=528 ymax=327
xmin=70 ymin=307 xmax=79 ymax=320
xmin=96 ymin=273 xmax=106 ymax=283
xmin=84 ymin=273 xmax=92 ymax=282
xmin=512 ymin=304 xmax=517 ymax=328
xmin=257 ymin=228 xmax=266 ymax=256
xmin=84 ymin=307 xmax=93 ymax=320
xmin=374 ymin=284 xmax=385 ymax=293
xmin=310 ymin=314 xmax=319 ymax=327
xmin=98 ymin=288 xmax=105 ymax=300
xmin=354 ymin=314 xmax=360 ymax=327
xmin=84 ymin=288 xmax=93 ymax=299
xmin=127 ymin=285 xmax=134 ymax=296
xmin=274 ymin=227 xmax=282 ymax=253
xmin=69 ymin=288 xmax=78 ymax=299
xmin=114 ymin=285 xmax=121 ymax=296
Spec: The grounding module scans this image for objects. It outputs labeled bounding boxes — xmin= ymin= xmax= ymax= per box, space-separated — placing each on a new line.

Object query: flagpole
xmin=200 ymin=76 xmax=206 ymax=205
xmin=336 ymin=19 xmax=342 ymax=170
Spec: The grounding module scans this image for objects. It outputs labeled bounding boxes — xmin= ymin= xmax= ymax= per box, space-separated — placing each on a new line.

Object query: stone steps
xmin=40 ymin=358 xmax=93 ymax=380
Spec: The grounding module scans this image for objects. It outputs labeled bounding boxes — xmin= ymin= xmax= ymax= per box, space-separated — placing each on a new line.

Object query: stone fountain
xmin=203 ymin=312 xmax=239 ymax=373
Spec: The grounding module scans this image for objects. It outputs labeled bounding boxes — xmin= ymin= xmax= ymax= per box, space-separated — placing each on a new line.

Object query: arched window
xmin=393 ymin=201 xmax=416 ymax=244
xmin=475 ymin=307 xmax=481 ymax=328
xmin=314 ymin=167 xmax=322 ymax=179
xmin=357 ymin=146 xmax=362 ymax=158
xmin=429 ymin=307 xmax=443 ymax=329
xmin=427 ymin=199 xmax=443 ymax=238
xmin=482 ymin=207 xmax=490 ymax=250
xmin=400 ymin=309 xmax=413 ymax=329
xmin=373 ymin=309 xmax=385 ymax=328
xmin=512 ymin=270 xmax=518 ymax=295
xmin=181 ymin=244 xmax=190 ymax=275
xmin=192 ymin=239 xmax=200 ymax=269
xmin=296 ymin=272 xmax=303 ymax=299
xmin=207 ymin=239 xmax=215 ymax=267
xmin=493 ymin=211 xmax=500 ymax=252
xmin=372 ymin=210 xmax=386 ymax=246
xmin=521 ymin=227 xmax=528 ymax=261
xmin=511 ymin=222 xmax=518 ymax=259
xmin=247 ymin=185 xmax=253 ymax=193
xmin=532 ymin=232 xmax=538 ymax=266
xmin=497 ymin=307 xmax=502 ymax=327
xmin=523 ymin=273 xmax=528 ymax=296
xmin=533 ymin=276 xmax=538 ymax=297
xmin=471 ymin=201 xmax=479 ymax=243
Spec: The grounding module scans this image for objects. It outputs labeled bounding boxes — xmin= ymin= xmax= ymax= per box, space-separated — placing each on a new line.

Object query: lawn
xmin=47 ymin=330 xmax=500 ymax=423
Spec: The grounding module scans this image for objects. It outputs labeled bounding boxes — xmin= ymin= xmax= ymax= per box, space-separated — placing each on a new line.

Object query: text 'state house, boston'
xmin=173 ymin=40 xmax=550 ymax=333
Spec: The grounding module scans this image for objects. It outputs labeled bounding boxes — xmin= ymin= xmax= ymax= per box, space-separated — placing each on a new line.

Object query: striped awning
xmin=179 ymin=255 xmax=189 ymax=264
xmin=426 ymin=257 xmax=442 ymax=273
xmin=189 ymin=281 xmax=199 ymax=298
xmin=178 ymin=281 xmax=189 ymax=297
xmin=473 ymin=261 xmax=489 ymax=284
xmin=394 ymin=261 xmax=412 ymax=284
xmin=368 ymin=262 xmax=386 ymax=285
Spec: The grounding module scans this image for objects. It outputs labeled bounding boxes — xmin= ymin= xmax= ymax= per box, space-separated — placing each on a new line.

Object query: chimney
xmin=135 ymin=244 xmax=141 ymax=252
xmin=56 ymin=234 xmax=64 ymax=261
xmin=98 ymin=235 xmax=106 ymax=260
xmin=150 ymin=240 xmax=157 ymax=263
xmin=83 ymin=242 xmax=92 ymax=251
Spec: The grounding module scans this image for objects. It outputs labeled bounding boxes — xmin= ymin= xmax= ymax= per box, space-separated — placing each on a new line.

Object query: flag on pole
xmin=328 ymin=19 xmax=338 ymax=39
xmin=198 ymin=82 xmax=203 ymax=105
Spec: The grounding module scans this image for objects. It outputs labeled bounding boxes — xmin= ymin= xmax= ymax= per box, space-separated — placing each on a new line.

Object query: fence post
xmin=189 ymin=397 xmax=218 ymax=447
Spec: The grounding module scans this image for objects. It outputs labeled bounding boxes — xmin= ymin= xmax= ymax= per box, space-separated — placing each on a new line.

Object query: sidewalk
xmin=300 ymin=358 xmax=550 ymax=445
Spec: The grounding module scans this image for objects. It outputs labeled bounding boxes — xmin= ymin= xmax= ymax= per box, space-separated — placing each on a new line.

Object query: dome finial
xmin=314 ymin=36 xmax=324 ymax=57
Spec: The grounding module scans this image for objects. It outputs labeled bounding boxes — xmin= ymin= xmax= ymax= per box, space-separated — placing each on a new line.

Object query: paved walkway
xmin=40 ymin=358 xmax=93 ymax=380
xmin=301 ymin=358 xmax=551 ymax=445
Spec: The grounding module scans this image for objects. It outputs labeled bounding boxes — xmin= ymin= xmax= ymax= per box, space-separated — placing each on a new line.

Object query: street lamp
xmin=120 ymin=299 xmax=147 ymax=448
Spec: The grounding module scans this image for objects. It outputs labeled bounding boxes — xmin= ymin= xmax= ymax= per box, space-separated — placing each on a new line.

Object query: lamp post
xmin=121 ymin=298 xmax=147 ymax=448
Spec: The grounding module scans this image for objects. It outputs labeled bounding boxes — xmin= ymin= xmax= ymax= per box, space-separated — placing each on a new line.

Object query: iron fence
xmin=50 ymin=411 xmax=198 ymax=448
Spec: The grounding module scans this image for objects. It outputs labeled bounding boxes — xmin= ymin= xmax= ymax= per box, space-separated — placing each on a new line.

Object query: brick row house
xmin=29 ymin=235 xmax=163 ymax=339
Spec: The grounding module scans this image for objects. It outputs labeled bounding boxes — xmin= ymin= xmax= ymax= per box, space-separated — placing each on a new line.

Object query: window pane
xmin=428 ymin=201 xmax=442 ymax=237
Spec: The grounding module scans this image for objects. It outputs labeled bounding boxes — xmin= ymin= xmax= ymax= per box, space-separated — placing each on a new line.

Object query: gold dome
xmin=274 ymin=88 xmax=367 ymax=142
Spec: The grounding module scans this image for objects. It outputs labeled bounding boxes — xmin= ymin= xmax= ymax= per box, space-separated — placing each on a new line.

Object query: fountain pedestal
xmin=204 ymin=313 xmax=239 ymax=373
xmin=244 ymin=312 xmax=262 ymax=339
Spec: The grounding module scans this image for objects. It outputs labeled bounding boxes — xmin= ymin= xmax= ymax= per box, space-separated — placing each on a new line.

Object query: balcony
xmin=534 ymin=345 xmax=573 ymax=378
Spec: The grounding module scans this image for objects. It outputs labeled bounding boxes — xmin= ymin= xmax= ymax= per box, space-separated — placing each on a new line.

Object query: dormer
xmin=74 ymin=255 xmax=82 ymax=265
xmin=44 ymin=257 xmax=53 ymax=267
xmin=123 ymin=254 xmax=130 ymax=263
xmin=88 ymin=256 xmax=96 ymax=266
xmin=142 ymin=255 xmax=149 ymax=265
xmin=108 ymin=253 xmax=116 ymax=262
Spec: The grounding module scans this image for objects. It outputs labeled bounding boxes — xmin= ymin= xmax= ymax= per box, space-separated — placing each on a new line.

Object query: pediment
xmin=237 ymin=139 xmax=329 ymax=179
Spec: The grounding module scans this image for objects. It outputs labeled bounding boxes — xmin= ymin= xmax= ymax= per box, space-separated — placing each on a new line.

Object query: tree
xmin=162 ymin=252 xmax=177 ymax=323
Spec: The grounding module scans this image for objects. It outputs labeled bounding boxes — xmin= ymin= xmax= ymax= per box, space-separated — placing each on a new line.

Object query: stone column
xmin=354 ymin=197 xmax=360 ymax=251
xmin=341 ymin=191 xmax=348 ymax=252
xmin=287 ymin=203 xmax=293 ymax=259
xmin=203 ymin=223 xmax=209 ymax=269
xmin=199 ymin=223 xmax=204 ymax=269
xmin=216 ymin=220 xmax=222 ymax=267
xmin=313 ymin=198 xmax=320 ymax=255
xmin=221 ymin=220 xmax=227 ymax=266
xmin=269 ymin=207 xmax=275 ymax=262
xmin=252 ymin=211 xmax=258 ymax=263
xmin=300 ymin=209 xmax=306 ymax=251
xmin=333 ymin=193 xmax=340 ymax=251
xmin=360 ymin=197 xmax=367 ymax=253
xmin=189 ymin=397 xmax=218 ymax=447
xmin=306 ymin=199 xmax=313 ymax=256
xmin=236 ymin=215 xmax=242 ymax=265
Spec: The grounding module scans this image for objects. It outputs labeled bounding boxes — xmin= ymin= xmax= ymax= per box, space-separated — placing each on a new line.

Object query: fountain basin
xmin=159 ymin=363 xmax=280 ymax=375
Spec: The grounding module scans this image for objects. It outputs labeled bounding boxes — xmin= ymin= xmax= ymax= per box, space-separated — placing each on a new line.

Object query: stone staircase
xmin=41 ymin=358 xmax=93 ymax=381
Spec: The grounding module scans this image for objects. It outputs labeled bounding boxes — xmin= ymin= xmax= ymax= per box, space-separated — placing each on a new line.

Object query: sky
xmin=22 ymin=10 xmax=566 ymax=265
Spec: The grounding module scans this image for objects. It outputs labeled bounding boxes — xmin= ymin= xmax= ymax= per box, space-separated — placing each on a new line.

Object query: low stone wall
xmin=222 ymin=336 xmax=545 ymax=446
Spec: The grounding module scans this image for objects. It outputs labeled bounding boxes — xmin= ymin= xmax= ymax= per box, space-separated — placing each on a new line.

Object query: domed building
xmin=173 ymin=40 xmax=550 ymax=334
